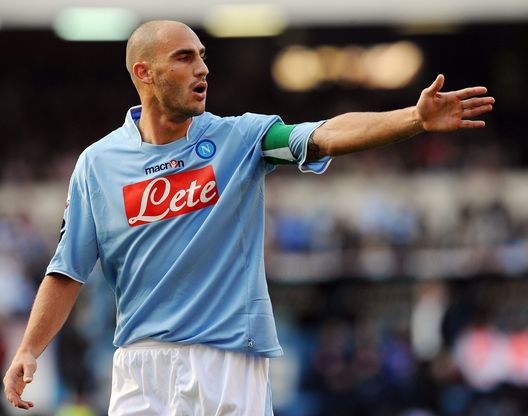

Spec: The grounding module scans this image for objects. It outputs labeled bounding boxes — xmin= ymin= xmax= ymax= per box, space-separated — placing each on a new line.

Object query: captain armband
xmin=262 ymin=122 xmax=298 ymax=165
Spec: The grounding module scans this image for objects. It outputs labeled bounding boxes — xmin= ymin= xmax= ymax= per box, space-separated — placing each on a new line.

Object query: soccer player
xmin=3 ymin=20 xmax=494 ymax=415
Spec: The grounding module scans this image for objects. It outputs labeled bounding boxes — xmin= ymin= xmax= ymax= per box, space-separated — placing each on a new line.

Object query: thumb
xmin=22 ymin=362 xmax=36 ymax=384
xmin=427 ymin=74 xmax=445 ymax=95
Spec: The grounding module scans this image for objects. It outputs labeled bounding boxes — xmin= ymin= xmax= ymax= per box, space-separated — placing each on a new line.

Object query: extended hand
xmin=3 ymin=352 xmax=37 ymax=410
xmin=417 ymin=74 xmax=494 ymax=132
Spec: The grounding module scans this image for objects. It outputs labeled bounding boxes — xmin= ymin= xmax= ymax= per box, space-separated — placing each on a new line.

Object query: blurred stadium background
xmin=1 ymin=1 xmax=527 ymax=415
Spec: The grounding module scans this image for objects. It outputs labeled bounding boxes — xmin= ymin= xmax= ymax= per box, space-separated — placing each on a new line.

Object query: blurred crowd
xmin=269 ymin=278 xmax=528 ymax=416
xmin=265 ymin=168 xmax=528 ymax=282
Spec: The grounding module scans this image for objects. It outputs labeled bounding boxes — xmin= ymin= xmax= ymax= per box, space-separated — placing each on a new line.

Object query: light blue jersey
xmin=46 ymin=106 xmax=331 ymax=357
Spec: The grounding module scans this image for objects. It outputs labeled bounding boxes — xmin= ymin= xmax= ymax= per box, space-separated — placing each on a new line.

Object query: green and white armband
xmin=262 ymin=122 xmax=297 ymax=165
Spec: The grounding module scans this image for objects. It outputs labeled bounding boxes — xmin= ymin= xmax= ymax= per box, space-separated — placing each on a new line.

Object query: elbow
xmin=322 ymin=139 xmax=339 ymax=157
xmin=315 ymin=134 xmax=339 ymax=158
xmin=309 ymin=130 xmax=336 ymax=160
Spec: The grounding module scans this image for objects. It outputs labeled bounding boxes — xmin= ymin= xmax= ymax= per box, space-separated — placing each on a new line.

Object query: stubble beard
xmin=163 ymin=95 xmax=205 ymax=122
xmin=157 ymin=79 xmax=206 ymax=123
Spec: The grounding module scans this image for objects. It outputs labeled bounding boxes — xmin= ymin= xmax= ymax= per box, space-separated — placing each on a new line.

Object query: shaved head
xmin=125 ymin=20 xmax=190 ymax=76
xmin=124 ymin=20 xmax=209 ymax=122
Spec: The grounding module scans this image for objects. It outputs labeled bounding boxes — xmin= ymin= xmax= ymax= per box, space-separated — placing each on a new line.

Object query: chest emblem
xmin=195 ymin=139 xmax=216 ymax=159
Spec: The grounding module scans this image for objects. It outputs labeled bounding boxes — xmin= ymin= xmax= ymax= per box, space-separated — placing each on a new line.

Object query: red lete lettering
xmin=123 ymin=165 xmax=219 ymax=227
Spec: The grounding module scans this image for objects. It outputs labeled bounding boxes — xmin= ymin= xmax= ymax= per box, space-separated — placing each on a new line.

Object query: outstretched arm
xmin=3 ymin=274 xmax=81 ymax=410
xmin=309 ymin=74 xmax=494 ymax=159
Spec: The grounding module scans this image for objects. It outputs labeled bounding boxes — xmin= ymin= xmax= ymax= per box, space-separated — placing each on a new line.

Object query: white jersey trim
xmin=45 ymin=269 xmax=85 ymax=284
xmin=262 ymin=147 xmax=296 ymax=161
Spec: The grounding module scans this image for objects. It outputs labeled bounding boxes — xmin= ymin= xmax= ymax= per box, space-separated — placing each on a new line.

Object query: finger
xmin=462 ymin=104 xmax=493 ymax=118
xmin=13 ymin=377 xmax=27 ymax=395
xmin=15 ymin=384 xmax=25 ymax=395
xmin=460 ymin=120 xmax=486 ymax=128
xmin=14 ymin=399 xmax=34 ymax=410
xmin=22 ymin=362 xmax=36 ymax=384
xmin=5 ymin=384 xmax=21 ymax=405
xmin=426 ymin=74 xmax=444 ymax=95
xmin=6 ymin=390 xmax=34 ymax=410
xmin=21 ymin=400 xmax=34 ymax=409
xmin=455 ymin=86 xmax=488 ymax=100
xmin=461 ymin=96 xmax=495 ymax=109
xmin=6 ymin=392 xmax=21 ymax=409
xmin=15 ymin=399 xmax=34 ymax=410
xmin=4 ymin=375 xmax=18 ymax=397
xmin=4 ymin=372 xmax=31 ymax=407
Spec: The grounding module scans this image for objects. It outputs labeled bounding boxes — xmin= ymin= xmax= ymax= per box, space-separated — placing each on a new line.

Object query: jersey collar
xmin=124 ymin=105 xmax=210 ymax=148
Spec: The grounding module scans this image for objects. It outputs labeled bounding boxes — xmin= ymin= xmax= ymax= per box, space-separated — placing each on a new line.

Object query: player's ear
xmin=133 ymin=62 xmax=153 ymax=85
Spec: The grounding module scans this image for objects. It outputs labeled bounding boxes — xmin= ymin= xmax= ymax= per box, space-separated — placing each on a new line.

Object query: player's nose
xmin=195 ymin=57 xmax=209 ymax=78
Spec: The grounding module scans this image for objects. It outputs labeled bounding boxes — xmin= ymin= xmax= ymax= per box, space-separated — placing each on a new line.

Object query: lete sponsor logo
xmin=123 ymin=165 xmax=219 ymax=227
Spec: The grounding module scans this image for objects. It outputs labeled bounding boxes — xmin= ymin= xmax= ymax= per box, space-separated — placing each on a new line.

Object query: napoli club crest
xmin=195 ymin=139 xmax=216 ymax=159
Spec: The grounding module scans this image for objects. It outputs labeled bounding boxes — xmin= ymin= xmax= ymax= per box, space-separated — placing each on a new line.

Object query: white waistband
xmin=120 ymin=339 xmax=186 ymax=350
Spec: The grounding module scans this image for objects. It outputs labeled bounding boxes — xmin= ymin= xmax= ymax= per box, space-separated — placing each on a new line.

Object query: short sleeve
xmin=239 ymin=112 xmax=282 ymax=150
xmin=288 ymin=121 xmax=333 ymax=174
xmin=46 ymin=152 xmax=99 ymax=283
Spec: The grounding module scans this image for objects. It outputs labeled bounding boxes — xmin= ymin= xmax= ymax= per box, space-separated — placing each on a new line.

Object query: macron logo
xmin=145 ymin=160 xmax=184 ymax=175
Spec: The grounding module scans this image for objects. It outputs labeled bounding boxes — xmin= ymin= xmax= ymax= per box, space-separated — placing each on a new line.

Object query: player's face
xmin=150 ymin=25 xmax=209 ymax=121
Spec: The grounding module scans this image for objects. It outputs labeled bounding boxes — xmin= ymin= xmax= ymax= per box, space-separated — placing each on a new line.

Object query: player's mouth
xmin=192 ymin=81 xmax=207 ymax=100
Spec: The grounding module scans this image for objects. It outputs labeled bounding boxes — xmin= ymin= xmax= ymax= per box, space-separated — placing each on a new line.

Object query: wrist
xmin=16 ymin=345 xmax=38 ymax=359
xmin=409 ymin=106 xmax=425 ymax=135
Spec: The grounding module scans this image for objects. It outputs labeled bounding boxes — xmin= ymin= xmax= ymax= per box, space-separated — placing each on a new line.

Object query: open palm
xmin=417 ymin=74 xmax=494 ymax=132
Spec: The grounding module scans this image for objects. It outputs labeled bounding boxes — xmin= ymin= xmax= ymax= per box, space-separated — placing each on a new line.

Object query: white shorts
xmin=108 ymin=340 xmax=273 ymax=416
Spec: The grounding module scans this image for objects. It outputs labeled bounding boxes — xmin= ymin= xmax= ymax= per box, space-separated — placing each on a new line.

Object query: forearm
xmin=312 ymin=106 xmax=424 ymax=157
xmin=17 ymin=274 xmax=82 ymax=357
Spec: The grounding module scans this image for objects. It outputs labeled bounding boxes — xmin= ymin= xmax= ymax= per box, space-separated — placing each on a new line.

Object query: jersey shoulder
xmin=204 ymin=111 xmax=279 ymax=128
xmin=204 ymin=112 xmax=280 ymax=147
xmin=85 ymin=127 xmax=127 ymax=154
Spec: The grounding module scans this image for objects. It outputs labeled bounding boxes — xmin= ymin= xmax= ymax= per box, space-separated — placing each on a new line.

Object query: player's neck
xmin=137 ymin=106 xmax=192 ymax=145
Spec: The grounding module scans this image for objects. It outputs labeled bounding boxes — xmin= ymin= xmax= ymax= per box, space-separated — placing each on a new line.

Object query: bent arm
xmin=3 ymin=274 xmax=82 ymax=409
xmin=310 ymin=74 xmax=494 ymax=159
